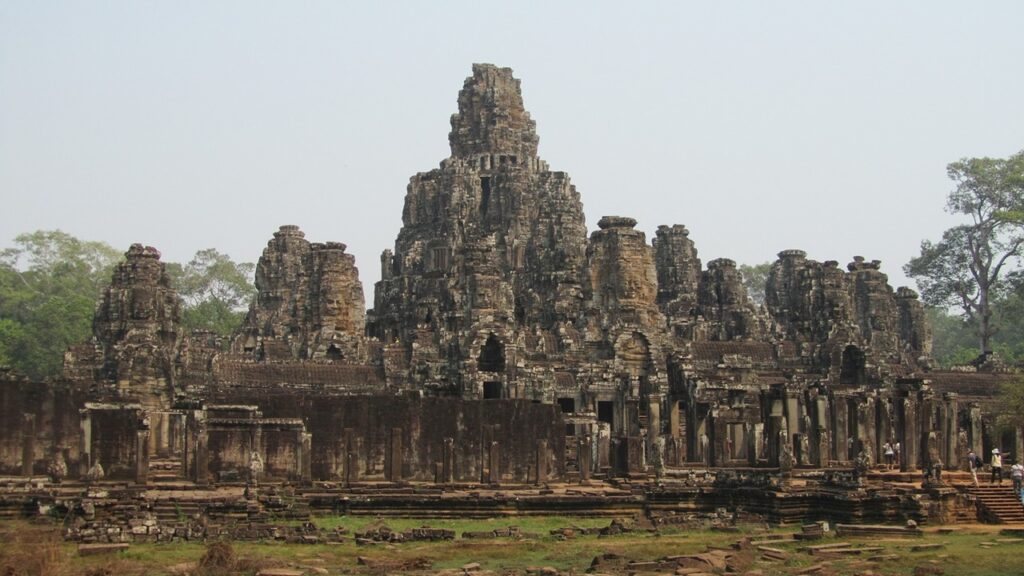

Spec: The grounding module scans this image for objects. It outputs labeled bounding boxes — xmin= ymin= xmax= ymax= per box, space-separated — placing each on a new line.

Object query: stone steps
xmin=971 ymin=485 xmax=1024 ymax=523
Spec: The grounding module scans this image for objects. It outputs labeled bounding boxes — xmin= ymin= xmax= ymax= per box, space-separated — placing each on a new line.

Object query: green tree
xmin=904 ymin=151 xmax=1024 ymax=356
xmin=739 ymin=262 xmax=771 ymax=306
xmin=167 ymin=249 xmax=255 ymax=338
xmin=0 ymin=231 xmax=121 ymax=379
xmin=995 ymin=380 xmax=1024 ymax=433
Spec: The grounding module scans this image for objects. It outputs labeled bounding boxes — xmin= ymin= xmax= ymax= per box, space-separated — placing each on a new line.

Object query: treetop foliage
xmin=905 ymin=150 xmax=1024 ymax=355
xmin=0 ymin=231 xmax=254 ymax=379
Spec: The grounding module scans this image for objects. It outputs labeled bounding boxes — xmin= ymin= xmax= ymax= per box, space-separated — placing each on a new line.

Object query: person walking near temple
xmin=967 ymin=450 xmax=981 ymax=487
xmin=991 ymin=449 xmax=1003 ymax=485
xmin=1011 ymin=461 xmax=1023 ymax=496
xmin=883 ymin=441 xmax=895 ymax=470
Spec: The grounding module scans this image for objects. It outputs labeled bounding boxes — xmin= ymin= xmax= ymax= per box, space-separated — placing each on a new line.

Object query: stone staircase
xmin=148 ymin=457 xmax=185 ymax=484
xmin=971 ymin=484 xmax=1024 ymax=523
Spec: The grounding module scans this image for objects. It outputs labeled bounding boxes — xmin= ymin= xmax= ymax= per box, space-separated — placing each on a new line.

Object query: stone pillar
xmin=785 ymin=393 xmax=801 ymax=440
xmin=135 ymin=428 xmax=150 ymax=484
xmin=969 ymin=404 xmax=983 ymax=456
xmin=159 ymin=412 xmax=171 ymax=457
xmin=536 ymin=439 xmax=548 ymax=485
xmin=194 ymin=420 xmax=209 ymax=485
xmin=943 ymin=393 xmax=958 ymax=468
xmin=833 ymin=394 xmax=849 ymax=463
xmin=79 ymin=409 xmax=92 ymax=478
xmin=578 ymin=437 xmax=592 ymax=481
xmin=877 ymin=397 xmax=892 ymax=455
xmin=857 ymin=397 xmax=875 ymax=464
xmin=901 ymin=395 xmax=918 ymax=472
xmin=752 ymin=422 xmax=765 ymax=463
xmin=344 ymin=428 xmax=358 ymax=485
xmin=648 ymin=394 xmax=662 ymax=441
xmin=21 ymin=413 xmax=36 ymax=477
xmin=767 ymin=407 xmax=786 ymax=468
xmin=487 ymin=441 xmax=500 ymax=484
xmin=597 ymin=423 xmax=611 ymax=470
xmin=813 ymin=396 xmax=829 ymax=467
xmin=301 ymin=432 xmax=312 ymax=484
xmin=443 ymin=437 xmax=455 ymax=483
xmin=386 ymin=427 xmax=403 ymax=482
xmin=625 ymin=400 xmax=641 ymax=437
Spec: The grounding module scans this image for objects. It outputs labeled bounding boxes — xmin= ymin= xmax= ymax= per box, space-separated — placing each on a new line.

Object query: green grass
xmin=2 ymin=518 xmax=1023 ymax=575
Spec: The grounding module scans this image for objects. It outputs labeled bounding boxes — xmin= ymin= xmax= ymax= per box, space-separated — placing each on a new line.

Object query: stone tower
xmin=233 ymin=225 xmax=367 ymax=362
xmin=369 ymin=64 xmax=589 ymax=395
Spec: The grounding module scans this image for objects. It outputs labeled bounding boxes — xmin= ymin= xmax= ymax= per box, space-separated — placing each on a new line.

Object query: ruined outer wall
xmin=203 ymin=391 xmax=565 ymax=483
xmin=0 ymin=374 xmax=86 ymax=477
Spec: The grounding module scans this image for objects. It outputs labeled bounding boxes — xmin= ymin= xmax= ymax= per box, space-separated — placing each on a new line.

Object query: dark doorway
xmin=478 ymin=334 xmax=505 ymax=372
xmin=840 ymin=345 xmax=866 ymax=386
xmin=598 ymin=401 xmax=615 ymax=425
xmin=483 ymin=381 xmax=502 ymax=399
xmin=557 ymin=398 xmax=575 ymax=413
xmin=326 ymin=344 xmax=343 ymax=361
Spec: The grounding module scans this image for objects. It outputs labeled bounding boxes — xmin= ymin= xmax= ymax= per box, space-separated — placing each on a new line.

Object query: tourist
xmin=1011 ymin=461 xmax=1023 ymax=495
xmin=967 ymin=450 xmax=982 ymax=487
xmin=883 ymin=441 xmax=894 ymax=470
xmin=991 ymin=449 xmax=1003 ymax=485
xmin=894 ymin=441 xmax=901 ymax=469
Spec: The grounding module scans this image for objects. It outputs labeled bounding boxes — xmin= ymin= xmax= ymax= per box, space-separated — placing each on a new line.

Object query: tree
xmin=739 ymin=262 xmax=771 ymax=306
xmin=0 ymin=231 xmax=121 ymax=379
xmin=166 ymin=249 xmax=255 ymax=338
xmin=904 ymin=151 xmax=1024 ymax=356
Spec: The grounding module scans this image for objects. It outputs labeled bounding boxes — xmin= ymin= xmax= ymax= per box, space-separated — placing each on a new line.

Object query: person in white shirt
xmin=991 ymin=449 xmax=1003 ymax=485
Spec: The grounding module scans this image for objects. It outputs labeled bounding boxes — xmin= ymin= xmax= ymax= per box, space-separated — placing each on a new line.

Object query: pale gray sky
xmin=2 ymin=1 xmax=1023 ymax=302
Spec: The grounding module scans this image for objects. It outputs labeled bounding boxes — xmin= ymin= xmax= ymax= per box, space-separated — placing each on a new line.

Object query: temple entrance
xmin=840 ymin=345 xmax=866 ymax=386
xmin=478 ymin=334 xmax=505 ymax=372
xmin=483 ymin=381 xmax=502 ymax=399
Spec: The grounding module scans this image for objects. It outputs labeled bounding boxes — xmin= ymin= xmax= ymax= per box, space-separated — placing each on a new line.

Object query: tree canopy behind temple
xmin=0 ymin=231 xmax=254 ymax=379
xmin=905 ymin=150 xmax=1024 ymax=358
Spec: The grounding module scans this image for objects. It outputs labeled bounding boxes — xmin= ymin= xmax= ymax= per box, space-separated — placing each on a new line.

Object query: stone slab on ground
xmin=256 ymin=570 xmax=306 ymax=576
xmin=78 ymin=543 xmax=129 ymax=556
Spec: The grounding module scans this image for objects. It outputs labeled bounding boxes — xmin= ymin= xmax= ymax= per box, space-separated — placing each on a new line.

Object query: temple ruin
xmin=2 ymin=64 xmax=1022 ymax=534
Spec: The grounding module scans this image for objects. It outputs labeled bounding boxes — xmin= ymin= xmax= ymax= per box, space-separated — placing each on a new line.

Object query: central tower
xmin=369 ymin=64 xmax=588 ymax=395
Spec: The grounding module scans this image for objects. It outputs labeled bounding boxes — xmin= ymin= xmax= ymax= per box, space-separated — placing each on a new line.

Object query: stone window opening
xmin=477 ymin=333 xmax=505 ymax=372
xmin=557 ymin=398 xmax=575 ymax=413
xmin=325 ymin=344 xmax=343 ymax=361
xmin=840 ymin=345 xmax=866 ymax=385
xmin=483 ymin=381 xmax=502 ymax=399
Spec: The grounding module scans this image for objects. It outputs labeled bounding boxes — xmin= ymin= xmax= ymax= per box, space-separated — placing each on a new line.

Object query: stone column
xmin=858 ymin=396 xmax=876 ymax=465
xmin=943 ymin=393 xmax=958 ymax=468
xmin=135 ymin=428 xmax=150 ymax=484
xmin=648 ymin=394 xmax=662 ymax=441
xmin=578 ymin=437 xmax=592 ymax=481
xmin=79 ymin=409 xmax=92 ymax=478
xmin=901 ymin=395 xmax=918 ymax=472
xmin=21 ymin=413 xmax=36 ymax=477
xmin=813 ymin=396 xmax=829 ymax=467
xmin=833 ymin=394 xmax=849 ymax=463
xmin=386 ymin=427 xmax=403 ymax=482
xmin=194 ymin=419 xmax=209 ymax=485
xmin=443 ymin=437 xmax=455 ymax=483
xmin=535 ymin=439 xmax=548 ymax=485
xmin=488 ymin=441 xmax=500 ymax=484
xmin=301 ymin=432 xmax=312 ymax=484
xmin=969 ymin=404 xmax=983 ymax=456
xmin=344 ymin=428 xmax=358 ymax=485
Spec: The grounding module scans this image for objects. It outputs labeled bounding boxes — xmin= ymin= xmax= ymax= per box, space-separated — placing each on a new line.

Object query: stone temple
xmin=2 ymin=64 xmax=1022 ymax=532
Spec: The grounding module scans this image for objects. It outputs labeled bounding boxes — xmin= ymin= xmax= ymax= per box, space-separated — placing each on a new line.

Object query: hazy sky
xmin=2 ymin=2 xmax=1023 ymax=304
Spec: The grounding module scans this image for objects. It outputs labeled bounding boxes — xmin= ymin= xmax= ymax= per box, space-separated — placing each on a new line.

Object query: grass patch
xmin=1 ymin=518 xmax=1023 ymax=575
